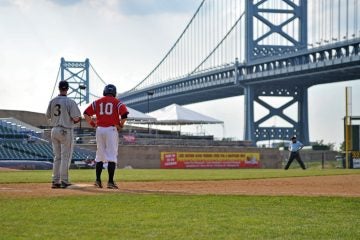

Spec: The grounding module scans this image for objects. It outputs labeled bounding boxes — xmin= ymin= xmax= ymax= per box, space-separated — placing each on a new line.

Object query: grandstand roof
xmin=148 ymin=104 xmax=223 ymax=125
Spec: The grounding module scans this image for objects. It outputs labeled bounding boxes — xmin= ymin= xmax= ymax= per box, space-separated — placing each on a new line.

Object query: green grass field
xmin=1 ymin=169 xmax=359 ymax=240
xmin=0 ymin=168 xmax=358 ymax=184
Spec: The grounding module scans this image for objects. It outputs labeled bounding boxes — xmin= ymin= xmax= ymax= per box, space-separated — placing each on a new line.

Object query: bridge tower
xmin=60 ymin=57 xmax=90 ymax=106
xmin=244 ymin=0 xmax=309 ymax=145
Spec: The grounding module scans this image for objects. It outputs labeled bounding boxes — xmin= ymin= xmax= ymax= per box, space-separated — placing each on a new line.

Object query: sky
xmin=0 ymin=0 xmax=359 ymax=149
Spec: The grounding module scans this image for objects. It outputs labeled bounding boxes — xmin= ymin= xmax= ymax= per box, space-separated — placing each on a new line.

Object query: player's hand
xmin=90 ymin=121 xmax=97 ymax=128
xmin=73 ymin=117 xmax=81 ymax=124
xmin=115 ymin=124 xmax=123 ymax=131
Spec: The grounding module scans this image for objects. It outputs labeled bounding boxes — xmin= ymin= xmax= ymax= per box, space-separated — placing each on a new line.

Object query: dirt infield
xmin=0 ymin=175 xmax=359 ymax=198
xmin=0 ymin=167 xmax=19 ymax=171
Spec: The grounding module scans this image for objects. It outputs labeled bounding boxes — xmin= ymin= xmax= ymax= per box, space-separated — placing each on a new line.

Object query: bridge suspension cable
xmin=89 ymin=63 xmax=107 ymax=86
xmin=191 ymin=11 xmax=245 ymax=74
xmin=131 ymin=0 xmax=206 ymax=91
xmin=125 ymin=0 xmax=360 ymax=92
xmin=308 ymin=0 xmax=360 ymax=47
xmin=50 ymin=66 xmax=61 ymax=101
xmin=89 ymin=93 xmax=101 ymax=99
xmin=130 ymin=0 xmax=245 ymax=92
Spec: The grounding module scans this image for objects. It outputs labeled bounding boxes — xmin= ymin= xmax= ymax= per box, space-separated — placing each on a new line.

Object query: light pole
xmin=147 ymin=90 xmax=154 ymax=113
xmin=79 ymin=84 xmax=87 ymax=131
xmin=146 ymin=91 xmax=154 ymax=134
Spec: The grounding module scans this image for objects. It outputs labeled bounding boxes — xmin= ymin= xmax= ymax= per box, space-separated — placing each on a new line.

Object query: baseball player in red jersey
xmin=83 ymin=84 xmax=128 ymax=189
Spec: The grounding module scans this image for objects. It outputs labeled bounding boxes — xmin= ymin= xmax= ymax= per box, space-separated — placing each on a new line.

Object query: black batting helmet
xmin=103 ymin=84 xmax=117 ymax=97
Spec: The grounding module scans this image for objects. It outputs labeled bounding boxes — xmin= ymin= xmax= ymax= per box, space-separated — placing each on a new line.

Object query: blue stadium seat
xmin=0 ymin=141 xmax=95 ymax=162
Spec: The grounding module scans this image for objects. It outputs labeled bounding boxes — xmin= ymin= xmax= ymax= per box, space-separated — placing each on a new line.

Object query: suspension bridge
xmin=50 ymin=57 xmax=108 ymax=107
xmin=57 ymin=0 xmax=360 ymax=145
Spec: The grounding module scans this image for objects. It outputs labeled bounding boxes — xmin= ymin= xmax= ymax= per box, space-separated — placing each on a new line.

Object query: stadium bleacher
xmin=0 ymin=118 xmax=96 ymax=165
xmin=0 ymin=118 xmax=43 ymax=138
xmin=0 ymin=141 xmax=95 ymax=161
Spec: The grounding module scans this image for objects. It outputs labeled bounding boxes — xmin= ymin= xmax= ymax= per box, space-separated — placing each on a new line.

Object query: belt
xmin=55 ymin=125 xmax=71 ymax=129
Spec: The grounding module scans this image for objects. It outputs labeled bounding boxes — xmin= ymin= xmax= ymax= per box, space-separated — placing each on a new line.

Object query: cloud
xmin=87 ymin=0 xmax=124 ymax=21
xmin=0 ymin=0 xmax=11 ymax=7
xmin=0 ymin=0 xmax=82 ymax=10
xmin=119 ymin=0 xmax=201 ymax=16
xmin=47 ymin=0 xmax=82 ymax=6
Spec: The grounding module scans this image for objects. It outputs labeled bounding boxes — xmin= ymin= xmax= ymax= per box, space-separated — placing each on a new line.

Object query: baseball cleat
xmin=51 ymin=182 xmax=61 ymax=189
xmin=94 ymin=180 xmax=103 ymax=188
xmin=107 ymin=182 xmax=119 ymax=189
xmin=60 ymin=181 xmax=72 ymax=189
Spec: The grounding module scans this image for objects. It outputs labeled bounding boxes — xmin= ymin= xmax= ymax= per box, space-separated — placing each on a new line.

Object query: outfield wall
xmin=81 ymin=144 xmax=340 ymax=169
xmin=80 ymin=144 xmax=282 ymax=169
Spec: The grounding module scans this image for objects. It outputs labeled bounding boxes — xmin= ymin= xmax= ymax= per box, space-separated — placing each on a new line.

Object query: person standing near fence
xmin=46 ymin=80 xmax=81 ymax=188
xmin=284 ymin=136 xmax=306 ymax=170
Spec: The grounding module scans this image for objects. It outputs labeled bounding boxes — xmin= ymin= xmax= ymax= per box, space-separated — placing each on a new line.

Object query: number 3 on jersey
xmin=54 ymin=104 xmax=61 ymax=116
xmin=99 ymin=102 xmax=113 ymax=115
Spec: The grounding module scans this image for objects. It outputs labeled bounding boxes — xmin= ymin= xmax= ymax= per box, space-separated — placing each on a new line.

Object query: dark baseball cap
xmin=59 ymin=81 xmax=69 ymax=90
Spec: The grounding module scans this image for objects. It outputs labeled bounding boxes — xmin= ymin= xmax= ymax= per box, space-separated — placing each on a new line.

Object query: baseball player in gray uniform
xmin=46 ymin=81 xmax=81 ymax=188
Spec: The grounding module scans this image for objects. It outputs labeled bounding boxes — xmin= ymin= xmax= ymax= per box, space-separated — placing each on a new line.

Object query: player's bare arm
xmin=83 ymin=113 xmax=96 ymax=128
xmin=116 ymin=111 xmax=128 ymax=131
xmin=120 ymin=118 xmax=127 ymax=127
xmin=115 ymin=118 xmax=127 ymax=131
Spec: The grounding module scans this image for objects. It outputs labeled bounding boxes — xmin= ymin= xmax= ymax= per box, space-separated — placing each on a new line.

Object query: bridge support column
xmin=244 ymin=86 xmax=255 ymax=143
xmin=243 ymin=84 xmax=310 ymax=146
xmin=298 ymin=86 xmax=310 ymax=145
xmin=60 ymin=57 xmax=90 ymax=105
xmin=245 ymin=0 xmax=307 ymax=62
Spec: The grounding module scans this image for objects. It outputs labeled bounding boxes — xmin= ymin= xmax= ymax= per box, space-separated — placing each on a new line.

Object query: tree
xmin=312 ymin=140 xmax=335 ymax=151
xmin=340 ymin=141 xmax=345 ymax=152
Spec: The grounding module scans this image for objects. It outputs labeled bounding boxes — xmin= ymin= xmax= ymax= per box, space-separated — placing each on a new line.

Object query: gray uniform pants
xmin=51 ymin=127 xmax=74 ymax=184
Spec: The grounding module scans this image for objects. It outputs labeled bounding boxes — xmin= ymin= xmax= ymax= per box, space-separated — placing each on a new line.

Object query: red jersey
xmin=84 ymin=96 xmax=128 ymax=127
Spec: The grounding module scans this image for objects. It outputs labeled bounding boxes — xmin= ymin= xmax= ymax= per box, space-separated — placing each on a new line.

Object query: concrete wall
xmin=279 ymin=150 xmax=339 ymax=162
xmin=0 ymin=109 xmax=89 ymax=129
xmin=0 ymin=110 xmax=48 ymax=127
xmin=80 ymin=144 xmax=282 ymax=169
